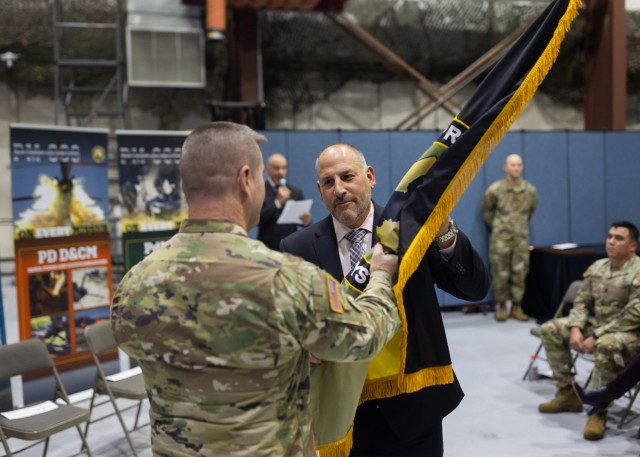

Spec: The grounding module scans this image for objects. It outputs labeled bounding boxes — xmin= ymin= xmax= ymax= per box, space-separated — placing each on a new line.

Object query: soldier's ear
xmin=237 ymin=165 xmax=251 ymax=196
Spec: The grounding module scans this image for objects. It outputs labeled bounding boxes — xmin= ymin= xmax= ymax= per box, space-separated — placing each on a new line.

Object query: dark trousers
xmin=611 ymin=350 xmax=640 ymax=398
xmin=349 ymin=404 xmax=444 ymax=457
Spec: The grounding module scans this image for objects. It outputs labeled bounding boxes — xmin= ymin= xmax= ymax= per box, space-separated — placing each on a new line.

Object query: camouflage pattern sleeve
xmin=594 ymin=297 xmax=640 ymax=337
xmin=110 ymin=269 xmax=144 ymax=359
xmin=482 ymin=183 xmax=498 ymax=228
xmin=592 ymin=269 xmax=640 ymax=337
xmin=567 ymin=257 xmax=640 ymax=333
xmin=528 ymin=183 xmax=538 ymax=221
xmin=274 ymin=254 xmax=400 ymax=363
xmin=567 ymin=264 xmax=597 ymax=329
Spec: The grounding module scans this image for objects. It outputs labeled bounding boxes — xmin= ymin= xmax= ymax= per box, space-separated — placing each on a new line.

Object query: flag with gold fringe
xmin=313 ymin=0 xmax=581 ymax=455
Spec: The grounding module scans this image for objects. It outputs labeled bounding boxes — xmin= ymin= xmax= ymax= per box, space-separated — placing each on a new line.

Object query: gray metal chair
xmin=616 ymin=382 xmax=640 ymax=429
xmin=83 ymin=321 xmax=147 ymax=457
xmin=522 ymin=280 xmax=584 ymax=381
xmin=0 ymin=338 xmax=93 ymax=457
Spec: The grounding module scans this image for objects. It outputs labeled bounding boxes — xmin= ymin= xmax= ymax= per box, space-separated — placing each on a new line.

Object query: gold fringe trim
xmin=360 ymin=364 xmax=453 ymax=403
xmin=316 ymin=425 xmax=353 ymax=457
xmin=364 ymin=0 xmax=581 ymax=401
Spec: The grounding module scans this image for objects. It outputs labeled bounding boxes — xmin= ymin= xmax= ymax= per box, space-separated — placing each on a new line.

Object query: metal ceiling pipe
xmin=206 ymin=0 xmax=227 ymax=40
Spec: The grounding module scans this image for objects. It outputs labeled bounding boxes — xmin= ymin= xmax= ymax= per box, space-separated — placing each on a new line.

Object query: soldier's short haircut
xmin=180 ymin=122 xmax=266 ymax=199
xmin=611 ymin=220 xmax=639 ymax=243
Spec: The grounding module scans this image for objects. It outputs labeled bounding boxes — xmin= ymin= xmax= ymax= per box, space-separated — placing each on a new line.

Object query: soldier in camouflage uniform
xmin=538 ymin=221 xmax=640 ymax=441
xmin=482 ymin=153 xmax=537 ymax=321
xmin=111 ymin=122 xmax=401 ymax=457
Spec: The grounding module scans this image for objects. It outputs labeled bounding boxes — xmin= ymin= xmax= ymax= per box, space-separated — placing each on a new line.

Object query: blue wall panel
xmin=259 ymin=130 xmax=288 ymax=159
xmin=524 ymin=131 xmax=570 ymax=245
xmin=568 ymin=132 xmax=605 ymax=244
xmin=604 ymin=132 xmax=640 ymax=229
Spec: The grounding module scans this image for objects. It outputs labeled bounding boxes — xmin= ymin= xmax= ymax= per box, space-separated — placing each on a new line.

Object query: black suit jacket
xmin=258 ymin=181 xmax=305 ymax=250
xmin=280 ymin=204 xmax=489 ymax=443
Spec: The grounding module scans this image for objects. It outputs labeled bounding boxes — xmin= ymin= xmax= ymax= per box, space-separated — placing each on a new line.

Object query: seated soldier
xmin=538 ymin=221 xmax=640 ymax=441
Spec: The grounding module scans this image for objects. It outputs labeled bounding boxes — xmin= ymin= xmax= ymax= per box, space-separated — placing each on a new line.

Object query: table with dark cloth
xmin=521 ymin=244 xmax=608 ymax=324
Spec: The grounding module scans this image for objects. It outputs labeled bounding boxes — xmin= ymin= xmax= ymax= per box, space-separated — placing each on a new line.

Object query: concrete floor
xmin=444 ymin=311 xmax=639 ymax=457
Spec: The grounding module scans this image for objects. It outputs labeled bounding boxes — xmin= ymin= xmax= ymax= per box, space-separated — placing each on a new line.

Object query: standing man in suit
xmin=258 ymin=153 xmax=311 ymax=249
xmin=281 ymin=143 xmax=489 ymax=456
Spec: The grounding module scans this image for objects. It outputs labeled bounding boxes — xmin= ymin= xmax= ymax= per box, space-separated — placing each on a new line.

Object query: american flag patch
xmin=326 ymin=274 xmax=344 ymax=314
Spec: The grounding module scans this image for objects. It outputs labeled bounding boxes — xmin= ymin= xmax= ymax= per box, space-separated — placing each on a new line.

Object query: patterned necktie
xmin=345 ymin=229 xmax=367 ymax=270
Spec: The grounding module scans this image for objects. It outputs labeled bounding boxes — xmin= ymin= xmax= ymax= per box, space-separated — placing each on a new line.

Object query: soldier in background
xmin=538 ymin=221 xmax=640 ymax=441
xmin=110 ymin=121 xmax=401 ymax=457
xmin=482 ymin=153 xmax=537 ymax=321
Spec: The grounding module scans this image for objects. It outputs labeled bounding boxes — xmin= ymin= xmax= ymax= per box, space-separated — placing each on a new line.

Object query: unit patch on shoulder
xmin=326 ymin=274 xmax=344 ymax=314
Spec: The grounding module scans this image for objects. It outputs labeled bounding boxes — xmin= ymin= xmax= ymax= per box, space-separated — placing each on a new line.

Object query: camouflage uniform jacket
xmin=482 ymin=179 xmax=537 ymax=240
xmin=111 ymin=219 xmax=400 ymax=457
xmin=567 ymin=255 xmax=640 ymax=338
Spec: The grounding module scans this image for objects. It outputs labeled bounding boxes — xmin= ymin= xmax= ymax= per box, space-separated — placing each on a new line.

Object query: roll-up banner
xmin=10 ymin=123 xmax=113 ymax=369
xmin=116 ymin=130 xmax=187 ymax=272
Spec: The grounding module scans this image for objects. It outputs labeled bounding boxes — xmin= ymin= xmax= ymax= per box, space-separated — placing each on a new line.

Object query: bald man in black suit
xmin=258 ymin=153 xmax=311 ymax=250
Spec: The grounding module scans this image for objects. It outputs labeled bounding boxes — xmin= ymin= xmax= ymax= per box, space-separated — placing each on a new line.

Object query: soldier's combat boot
xmin=509 ymin=303 xmax=529 ymax=321
xmin=495 ymin=303 xmax=508 ymax=322
xmin=538 ymin=386 xmax=583 ymax=413
xmin=583 ymin=411 xmax=607 ymax=440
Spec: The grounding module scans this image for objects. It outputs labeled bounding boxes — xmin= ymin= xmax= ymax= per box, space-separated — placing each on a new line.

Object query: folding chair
xmin=83 ymin=321 xmax=147 ymax=457
xmin=0 ymin=339 xmax=93 ymax=457
xmin=616 ymin=382 xmax=640 ymax=429
xmin=577 ymin=359 xmax=640 ymax=430
xmin=522 ymin=280 xmax=583 ymax=381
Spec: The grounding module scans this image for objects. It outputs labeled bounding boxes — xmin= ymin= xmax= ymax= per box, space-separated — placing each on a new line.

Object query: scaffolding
xmin=52 ymin=0 xmax=126 ymax=128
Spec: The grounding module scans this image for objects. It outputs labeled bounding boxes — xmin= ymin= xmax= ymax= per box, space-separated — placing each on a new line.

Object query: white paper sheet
xmin=1 ymin=401 xmax=58 ymax=420
xmin=551 ymin=242 xmax=579 ymax=250
xmin=277 ymin=199 xmax=313 ymax=224
xmin=105 ymin=366 xmax=142 ymax=382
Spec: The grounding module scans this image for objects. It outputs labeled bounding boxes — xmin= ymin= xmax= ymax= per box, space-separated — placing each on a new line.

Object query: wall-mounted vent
xmin=126 ymin=0 xmax=205 ymax=88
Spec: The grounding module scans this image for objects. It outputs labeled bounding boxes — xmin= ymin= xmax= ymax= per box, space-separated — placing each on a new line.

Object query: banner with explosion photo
xmin=10 ymin=123 xmax=113 ymax=370
xmin=116 ymin=130 xmax=187 ymax=272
